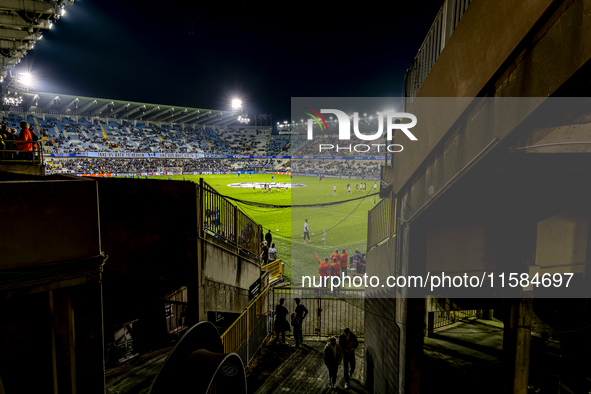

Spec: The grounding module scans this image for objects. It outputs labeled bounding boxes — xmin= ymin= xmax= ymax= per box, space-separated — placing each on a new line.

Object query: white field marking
xmin=272 ymin=233 xmax=366 ymax=249
xmin=308 ymin=207 xmax=367 ymax=219
xmin=291 ymin=198 xmax=377 ymax=209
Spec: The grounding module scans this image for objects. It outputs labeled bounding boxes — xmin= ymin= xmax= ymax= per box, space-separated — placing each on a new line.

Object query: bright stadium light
xmin=231 ymin=99 xmax=242 ymax=110
xmin=19 ymin=72 xmax=33 ymax=86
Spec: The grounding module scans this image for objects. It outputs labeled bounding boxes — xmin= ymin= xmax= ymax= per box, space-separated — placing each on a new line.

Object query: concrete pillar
xmin=513 ymin=298 xmax=533 ymax=394
xmin=50 ymin=284 xmax=105 ymax=394
xmin=50 ymin=289 xmax=77 ymax=394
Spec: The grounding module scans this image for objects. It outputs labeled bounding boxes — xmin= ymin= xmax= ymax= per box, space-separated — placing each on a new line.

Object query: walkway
xmin=422 ymin=318 xmax=504 ymax=394
xmin=248 ymin=337 xmax=369 ymax=394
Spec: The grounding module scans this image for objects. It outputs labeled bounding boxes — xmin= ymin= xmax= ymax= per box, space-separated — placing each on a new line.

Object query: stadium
xmin=2 ymin=1 xmax=591 ymax=394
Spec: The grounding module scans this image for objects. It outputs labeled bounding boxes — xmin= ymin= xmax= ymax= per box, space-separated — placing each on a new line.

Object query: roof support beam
xmin=0 ymin=27 xmax=40 ymax=41
xmin=74 ymin=100 xmax=97 ymax=115
xmin=143 ymin=107 xmax=170 ymax=121
xmin=59 ymin=97 xmax=78 ymax=114
xmin=90 ymin=101 xmax=113 ymax=117
xmin=0 ymin=1 xmax=58 ymax=15
xmin=107 ymin=103 xmax=130 ymax=118
xmin=201 ymin=112 xmax=236 ymax=126
xmin=135 ymin=106 xmax=160 ymax=120
xmin=0 ymin=14 xmax=52 ymax=29
xmin=0 ymin=39 xmax=31 ymax=51
xmin=173 ymin=110 xmax=200 ymax=123
xmin=41 ymin=96 xmax=59 ymax=112
xmin=183 ymin=111 xmax=212 ymax=124
xmin=161 ymin=109 xmax=187 ymax=122
xmin=22 ymin=93 xmax=38 ymax=112
xmin=119 ymin=105 xmax=145 ymax=119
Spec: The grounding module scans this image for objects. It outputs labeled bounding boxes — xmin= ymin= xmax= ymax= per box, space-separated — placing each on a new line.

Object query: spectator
xmin=261 ymin=241 xmax=269 ymax=265
xmin=339 ymin=327 xmax=359 ymax=389
xmin=292 ymin=298 xmax=308 ymax=348
xmin=331 ymin=257 xmax=341 ymax=277
xmin=17 ymin=120 xmax=32 ymax=160
xmin=274 ymin=298 xmax=290 ymax=344
xmin=268 ymin=243 xmax=277 ymax=262
xmin=265 ymin=229 xmax=272 ymax=246
xmin=315 ymin=253 xmax=331 ymax=287
xmin=340 ymin=249 xmax=348 ymax=274
xmin=330 ymin=248 xmax=340 ymax=262
xmin=324 ymin=336 xmax=343 ymax=389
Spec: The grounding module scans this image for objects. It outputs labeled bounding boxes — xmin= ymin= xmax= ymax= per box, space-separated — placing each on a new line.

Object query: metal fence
xmin=200 ymin=179 xmax=261 ymax=257
xmin=433 ymin=309 xmax=477 ymax=329
xmin=261 ymin=259 xmax=284 ymax=281
xmin=404 ymin=0 xmax=472 ymax=101
xmin=0 ymin=144 xmax=45 ymax=166
xmin=220 ymin=285 xmax=270 ymax=367
xmin=270 ymin=287 xmax=365 ymax=339
xmin=367 ymin=196 xmax=394 ymax=250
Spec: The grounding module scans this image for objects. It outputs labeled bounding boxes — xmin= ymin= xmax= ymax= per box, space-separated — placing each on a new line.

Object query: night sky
xmin=14 ymin=0 xmax=444 ymax=124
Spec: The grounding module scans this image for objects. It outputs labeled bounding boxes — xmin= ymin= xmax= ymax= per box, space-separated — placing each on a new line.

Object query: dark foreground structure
xmin=366 ymin=0 xmax=591 ymax=393
xmin=0 ymin=171 xmax=262 ymax=393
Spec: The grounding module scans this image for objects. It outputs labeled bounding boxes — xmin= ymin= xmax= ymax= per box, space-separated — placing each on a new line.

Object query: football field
xmin=152 ymin=173 xmax=380 ymax=284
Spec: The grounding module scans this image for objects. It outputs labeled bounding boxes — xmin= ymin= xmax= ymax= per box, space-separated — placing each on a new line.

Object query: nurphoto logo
xmin=304 ymin=108 xmax=418 ymax=153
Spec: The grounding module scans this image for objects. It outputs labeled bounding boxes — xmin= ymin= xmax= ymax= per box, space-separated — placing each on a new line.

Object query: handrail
xmin=220 ymin=285 xmax=269 ymax=355
xmin=404 ymin=0 xmax=473 ymax=102
xmin=0 ymin=143 xmax=45 ymax=166
xmin=261 ymin=259 xmax=284 ymax=280
xmin=367 ymin=196 xmax=393 ymax=250
xmin=201 ymin=178 xmax=262 ymax=258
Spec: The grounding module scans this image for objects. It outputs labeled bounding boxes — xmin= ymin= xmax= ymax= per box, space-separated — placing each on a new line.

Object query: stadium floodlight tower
xmin=231 ymin=98 xmax=242 ymax=111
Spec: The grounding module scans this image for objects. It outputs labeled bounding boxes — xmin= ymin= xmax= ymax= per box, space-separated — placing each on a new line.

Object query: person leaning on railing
xmin=16 ymin=120 xmax=33 ymax=160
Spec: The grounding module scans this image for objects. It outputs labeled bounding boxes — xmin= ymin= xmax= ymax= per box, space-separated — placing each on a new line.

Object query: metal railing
xmin=271 ymin=287 xmax=365 ymax=339
xmin=200 ymin=179 xmax=262 ymax=257
xmin=220 ymin=285 xmax=270 ymax=366
xmin=367 ymin=196 xmax=394 ymax=250
xmin=261 ymin=259 xmax=284 ymax=281
xmin=0 ymin=144 xmax=45 ymax=166
xmin=433 ymin=309 xmax=477 ymax=329
xmin=404 ymin=0 xmax=472 ymax=101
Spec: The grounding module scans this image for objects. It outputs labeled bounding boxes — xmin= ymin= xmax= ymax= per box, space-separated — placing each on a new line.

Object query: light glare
xmin=231 ymin=99 xmax=242 ymax=109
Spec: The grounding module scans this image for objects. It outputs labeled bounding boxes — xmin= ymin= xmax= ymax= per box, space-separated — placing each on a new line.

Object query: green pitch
xmin=152 ymin=173 xmax=380 ymax=284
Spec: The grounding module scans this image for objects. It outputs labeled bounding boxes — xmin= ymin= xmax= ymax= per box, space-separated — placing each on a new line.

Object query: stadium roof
xmin=0 ymin=0 xmax=73 ymax=80
xmin=5 ymin=89 xmax=249 ymax=126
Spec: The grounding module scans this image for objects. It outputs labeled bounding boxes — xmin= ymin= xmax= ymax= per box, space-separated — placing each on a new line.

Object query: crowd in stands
xmin=3 ymin=113 xmax=289 ymax=156
xmin=45 ymin=157 xmax=381 ymax=177
xmin=291 ymin=135 xmax=386 ymax=157
xmin=48 ymin=158 xmax=231 ymax=174
xmin=292 ymin=160 xmax=381 ymax=177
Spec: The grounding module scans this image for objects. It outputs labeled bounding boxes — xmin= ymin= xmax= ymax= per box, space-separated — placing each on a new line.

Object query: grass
xmin=151 ymin=173 xmax=380 ymax=284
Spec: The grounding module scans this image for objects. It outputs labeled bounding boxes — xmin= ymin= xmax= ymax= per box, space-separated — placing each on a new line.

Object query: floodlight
xmin=231 ymin=99 xmax=242 ymax=109
xmin=60 ymin=8 xmax=65 ymax=16
xmin=19 ymin=73 xmax=33 ymax=86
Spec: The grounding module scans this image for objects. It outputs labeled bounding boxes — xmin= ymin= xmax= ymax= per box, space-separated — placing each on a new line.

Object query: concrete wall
xmin=96 ymin=178 xmax=198 ymax=282
xmin=535 ymin=212 xmax=589 ymax=270
xmin=365 ymin=295 xmax=400 ymax=394
xmin=426 ymin=223 xmax=494 ymax=274
xmin=0 ymin=179 xmax=101 ymax=270
xmin=391 ymin=0 xmax=591 ymax=195
xmin=201 ymin=236 xmax=261 ymax=314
